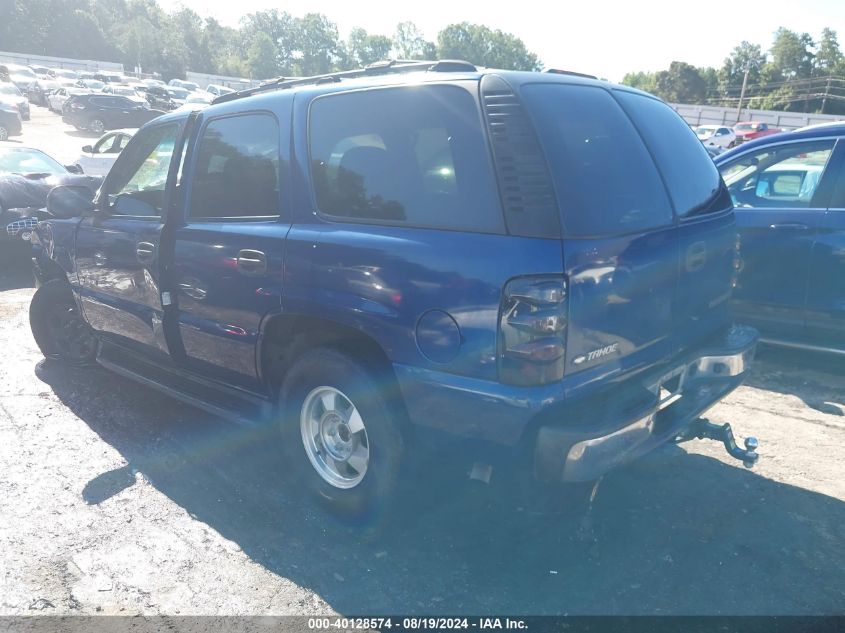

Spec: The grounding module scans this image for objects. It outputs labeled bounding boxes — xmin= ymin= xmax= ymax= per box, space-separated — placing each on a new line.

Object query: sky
xmin=157 ymin=0 xmax=845 ymax=81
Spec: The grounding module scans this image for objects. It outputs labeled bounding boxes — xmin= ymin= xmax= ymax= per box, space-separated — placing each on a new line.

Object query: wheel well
xmin=261 ymin=314 xmax=411 ymax=427
xmin=35 ymin=253 xmax=69 ymax=284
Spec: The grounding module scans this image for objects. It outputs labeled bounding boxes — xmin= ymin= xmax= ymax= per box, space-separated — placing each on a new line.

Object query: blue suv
xmin=30 ymin=61 xmax=758 ymax=518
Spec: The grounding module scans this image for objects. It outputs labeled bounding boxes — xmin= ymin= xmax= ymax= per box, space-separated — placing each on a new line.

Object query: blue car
xmin=30 ymin=61 xmax=758 ymax=519
xmin=715 ymin=123 xmax=845 ymax=356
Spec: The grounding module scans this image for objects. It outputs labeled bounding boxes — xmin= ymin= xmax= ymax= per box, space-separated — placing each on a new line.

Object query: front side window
xmin=189 ymin=113 xmax=280 ymax=219
xmin=105 ymin=123 xmax=180 ymax=217
xmin=719 ymin=140 xmax=835 ymax=208
xmin=309 ymin=85 xmax=504 ymax=233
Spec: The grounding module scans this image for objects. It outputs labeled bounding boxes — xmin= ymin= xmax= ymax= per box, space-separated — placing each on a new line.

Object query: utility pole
xmin=735 ymin=68 xmax=749 ymax=124
xmin=821 ymin=75 xmax=832 ymax=114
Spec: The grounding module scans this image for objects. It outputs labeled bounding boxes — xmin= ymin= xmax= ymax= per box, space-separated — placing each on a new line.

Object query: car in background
xmin=165 ymin=86 xmax=190 ymax=106
xmin=0 ymin=82 xmax=30 ymax=120
xmin=29 ymin=65 xmax=52 ymax=78
xmin=139 ymin=85 xmax=176 ymax=111
xmin=30 ymin=77 xmax=61 ymax=108
xmin=62 ymin=93 xmax=164 ymax=133
xmin=205 ymin=83 xmax=234 ymax=98
xmin=694 ymin=125 xmax=736 ymax=149
xmin=171 ymin=91 xmax=214 ymax=113
xmin=77 ymin=78 xmax=105 ymax=92
xmin=47 ymin=87 xmax=89 ymax=114
xmin=733 ymin=121 xmax=781 ymax=144
xmin=142 ymin=78 xmax=167 ymax=88
xmin=93 ymin=72 xmax=126 ymax=85
xmin=168 ymin=79 xmax=200 ymax=92
xmin=715 ymin=123 xmax=845 ymax=355
xmin=75 ymin=128 xmax=135 ymax=176
xmin=102 ymin=84 xmax=144 ymax=99
xmin=0 ymin=64 xmax=38 ymax=100
xmin=0 ymin=103 xmax=22 ymax=141
xmin=0 ymin=145 xmax=101 ymax=248
xmin=49 ymin=68 xmax=79 ymax=84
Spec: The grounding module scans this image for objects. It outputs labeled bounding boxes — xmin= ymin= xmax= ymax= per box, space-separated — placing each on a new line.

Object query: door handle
xmin=136 ymin=241 xmax=155 ymax=263
xmin=236 ymin=249 xmax=267 ymax=276
xmin=769 ymin=222 xmax=809 ymax=230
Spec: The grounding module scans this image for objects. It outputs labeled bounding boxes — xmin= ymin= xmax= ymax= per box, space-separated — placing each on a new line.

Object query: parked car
xmin=0 ymin=145 xmax=101 ymax=247
xmin=205 ymin=83 xmax=234 ymax=98
xmin=694 ymin=125 xmax=736 ymax=149
xmin=49 ymin=68 xmax=79 ymax=83
xmin=715 ymin=124 xmax=845 ymax=354
xmin=142 ymin=78 xmax=167 ymax=88
xmin=0 ymin=64 xmax=38 ymax=99
xmin=77 ymin=78 xmax=105 ymax=92
xmin=93 ymin=72 xmax=126 ymax=85
xmin=48 ymin=87 xmax=89 ymax=114
xmin=139 ymin=85 xmax=176 ymax=111
xmin=29 ymin=65 xmax=52 ymax=78
xmin=171 ymin=91 xmax=214 ymax=113
xmin=0 ymin=82 xmax=30 ymax=120
xmin=102 ymin=84 xmax=145 ymax=100
xmin=62 ymin=94 xmax=164 ymax=133
xmin=168 ymin=79 xmax=200 ymax=92
xmin=30 ymin=77 xmax=61 ymax=108
xmin=31 ymin=62 xmax=759 ymax=520
xmin=0 ymin=103 xmax=22 ymax=141
xmin=733 ymin=121 xmax=781 ymax=144
xmin=75 ymin=129 xmax=135 ymax=176
xmin=165 ymin=86 xmax=190 ymax=107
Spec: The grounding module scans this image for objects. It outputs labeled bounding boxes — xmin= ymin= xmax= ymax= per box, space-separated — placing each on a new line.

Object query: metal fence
xmin=185 ymin=71 xmax=260 ymax=91
xmin=0 ymin=50 xmax=123 ymax=73
xmin=671 ymin=103 xmax=844 ymax=130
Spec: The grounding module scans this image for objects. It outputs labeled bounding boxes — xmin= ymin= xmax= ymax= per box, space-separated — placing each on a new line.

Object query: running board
xmin=97 ymin=342 xmax=271 ymax=427
xmin=759 ymin=338 xmax=845 ymax=356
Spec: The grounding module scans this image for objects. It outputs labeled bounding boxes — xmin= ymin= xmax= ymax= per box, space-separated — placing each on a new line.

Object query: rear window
xmin=615 ymin=90 xmax=731 ymax=217
xmin=521 ymin=83 xmax=673 ymax=237
xmin=309 ymin=85 xmax=504 ymax=233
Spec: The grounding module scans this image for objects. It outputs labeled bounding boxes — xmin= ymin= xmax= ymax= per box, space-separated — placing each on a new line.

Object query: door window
xmin=104 ymin=123 xmax=180 ymax=218
xmin=188 ymin=113 xmax=280 ymax=219
xmin=719 ymin=140 xmax=835 ymax=208
xmin=93 ymin=133 xmax=117 ymax=154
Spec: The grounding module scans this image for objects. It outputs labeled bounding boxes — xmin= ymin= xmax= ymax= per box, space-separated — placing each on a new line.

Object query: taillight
xmin=498 ymin=275 xmax=568 ymax=386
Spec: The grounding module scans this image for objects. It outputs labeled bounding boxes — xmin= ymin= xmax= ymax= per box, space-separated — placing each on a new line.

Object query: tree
xmin=293 ymin=13 xmax=342 ymax=75
xmin=393 ymin=22 xmax=436 ymax=60
xmin=247 ymin=31 xmax=280 ymax=80
xmin=720 ymin=41 xmax=766 ymax=96
xmin=621 ymin=71 xmax=657 ymax=94
xmin=436 ymin=23 xmax=541 ymax=71
xmin=815 ymin=28 xmax=844 ymax=74
xmin=347 ymin=28 xmax=392 ymax=68
xmin=653 ymin=61 xmax=706 ymax=103
xmin=770 ymin=28 xmax=814 ymax=79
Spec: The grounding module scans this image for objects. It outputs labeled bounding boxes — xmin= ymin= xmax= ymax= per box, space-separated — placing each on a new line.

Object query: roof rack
xmin=543 ymin=68 xmax=598 ymax=80
xmin=212 ymin=59 xmax=478 ymax=105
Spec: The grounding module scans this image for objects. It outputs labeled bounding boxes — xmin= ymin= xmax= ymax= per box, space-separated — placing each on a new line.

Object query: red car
xmin=733 ymin=121 xmax=782 ymax=144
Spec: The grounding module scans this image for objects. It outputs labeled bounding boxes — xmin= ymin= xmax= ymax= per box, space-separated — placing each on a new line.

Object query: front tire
xmin=30 ymin=280 xmax=98 ymax=366
xmin=279 ymin=348 xmax=404 ymax=521
xmin=0 ymin=126 xmax=8 ymax=141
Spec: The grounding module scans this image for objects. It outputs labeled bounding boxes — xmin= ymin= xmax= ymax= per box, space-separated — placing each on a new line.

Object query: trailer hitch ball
xmin=677 ymin=418 xmax=760 ymax=469
xmin=743 ymin=436 xmax=759 ymax=469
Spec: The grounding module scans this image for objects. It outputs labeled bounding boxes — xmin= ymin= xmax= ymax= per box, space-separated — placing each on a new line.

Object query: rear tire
xmin=89 ymin=118 xmax=105 ymax=134
xmin=278 ymin=348 xmax=404 ymax=522
xmin=30 ymin=279 xmax=98 ymax=366
xmin=0 ymin=126 xmax=8 ymax=141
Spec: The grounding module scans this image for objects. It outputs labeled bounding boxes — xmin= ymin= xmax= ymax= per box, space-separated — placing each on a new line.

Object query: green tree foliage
xmin=720 ymin=41 xmax=766 ymax=94
xmin=436 ymin=23 xmax=542 ymax=71
xmin=346 ymin=28 xmax=392 ymax=68
xmin=393 ymin=22 xmax=436 ymax=60
xmin=654 ymin=61 xmax=706 ymax=103
xmin=247 ymin=32 xmax=280 ymax=80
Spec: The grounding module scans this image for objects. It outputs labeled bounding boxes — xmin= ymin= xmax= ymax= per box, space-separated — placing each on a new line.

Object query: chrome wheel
xmin=0 ymin=126 xmax=8 ymax=142
xmin=90 ymin=119 xmax=105 ymax=134
xmin=300 ymin=386 xmax=369 ymax=489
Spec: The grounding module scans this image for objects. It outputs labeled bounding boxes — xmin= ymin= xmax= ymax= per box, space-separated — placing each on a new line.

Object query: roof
xmin=715 ymin=123 xmax=845 ymax=163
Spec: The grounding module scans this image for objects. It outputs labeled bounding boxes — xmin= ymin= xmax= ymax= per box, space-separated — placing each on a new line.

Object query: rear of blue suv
xmin=30 ymin=65 xmax=758 ymax=518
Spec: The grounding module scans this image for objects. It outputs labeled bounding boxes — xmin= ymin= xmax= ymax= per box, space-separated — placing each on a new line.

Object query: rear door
xmin=521 ymin=84 xmax=680 ymax=379
xmin=805 ymin=140 xmax=845 ymax=348
xmin=166 ymin=104 xmax=291 ymax=392
xmin=717 ymin=138 xmax=838 ymax=339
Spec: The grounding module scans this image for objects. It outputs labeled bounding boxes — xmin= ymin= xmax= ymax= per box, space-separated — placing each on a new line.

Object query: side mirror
xmin=81 ymin=145 xmax=93 ymax=154
xmin=65 ymin=163 xmax=84 ymax=174
xmin=46 ymin=185 xmax=96 ymax=219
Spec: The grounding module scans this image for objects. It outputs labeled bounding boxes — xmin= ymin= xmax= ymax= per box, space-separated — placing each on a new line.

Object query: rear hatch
xmin=518 ymin=81 xmax=735 ymax=389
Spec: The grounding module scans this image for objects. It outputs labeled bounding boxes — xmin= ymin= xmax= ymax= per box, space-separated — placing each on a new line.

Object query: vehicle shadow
xmin=37 ymin=360 xmax=845 ymax=615
xmin=63 ymin=130 xmax=100 ymax=139
xmin=746 ymin=346 xmax=845 ymax=416
xmin=0 ymin=246 xmax=35 ymax=291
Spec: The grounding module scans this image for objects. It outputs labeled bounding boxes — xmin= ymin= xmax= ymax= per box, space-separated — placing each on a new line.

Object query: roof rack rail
xmin=543 ymin=68 xmax=598 ymax=79
xmin=212 ymin=59 xmax=478 ymax=105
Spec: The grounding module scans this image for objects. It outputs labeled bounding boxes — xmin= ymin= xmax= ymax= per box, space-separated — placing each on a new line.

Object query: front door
xmin=720 ymin=138 xmax=838 ymax=340
xmin=75 ymin=120 xmax=185 ymax=358
xmin=166 ymin=107 xmax=291 ymax=392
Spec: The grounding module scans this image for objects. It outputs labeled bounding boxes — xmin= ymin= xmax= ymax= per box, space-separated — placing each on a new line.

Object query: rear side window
xmin=189 ymin=113 xmax=280 ymax=219
xmin=614 ymin=91 xmax=732 ymax=218
xmin=309 ymin=85 xmax=504 ymax=233
xmin=521 ymin=83 xmax=673 ymax=237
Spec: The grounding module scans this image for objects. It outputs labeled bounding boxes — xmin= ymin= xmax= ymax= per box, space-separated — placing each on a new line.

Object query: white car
xmin=47 ymin=87 xmax=89 ymax=113
xmin=75 ymin=129 xmax=135 ymax=176
xmin=206 ymin=84 xmax=235 ymax=98
xmin=694 ymin=125 xmax=736 ymax=149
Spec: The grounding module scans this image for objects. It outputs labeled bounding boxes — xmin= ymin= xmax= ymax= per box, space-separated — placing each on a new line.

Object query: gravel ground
xmin=0 ymin=104 xmax=844 ymax=618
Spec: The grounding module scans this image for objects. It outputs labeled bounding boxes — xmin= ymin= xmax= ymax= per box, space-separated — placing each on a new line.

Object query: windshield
xmin=8 ymin=66 xmax=36 ymax=80
xmin=168 ymin=88 xmax=189 ymax=99
xmin=82 ymin=80 xmax=104 ymax=90
xmin=694 ymin=126 xmax=715 ymax=136
xmin=0 ymin=85 xmax=22 ymax=96
xmin=0 ymin=148 xmax=66 ymax=176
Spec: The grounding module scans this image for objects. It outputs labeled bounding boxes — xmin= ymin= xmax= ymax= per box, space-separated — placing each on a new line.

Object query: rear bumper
xmin=534 ymin=324 xmax=757 ymax=482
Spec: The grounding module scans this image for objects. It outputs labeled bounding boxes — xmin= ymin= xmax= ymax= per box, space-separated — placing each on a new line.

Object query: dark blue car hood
xmin=0 ymin=172 xmax=102 ymax=210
